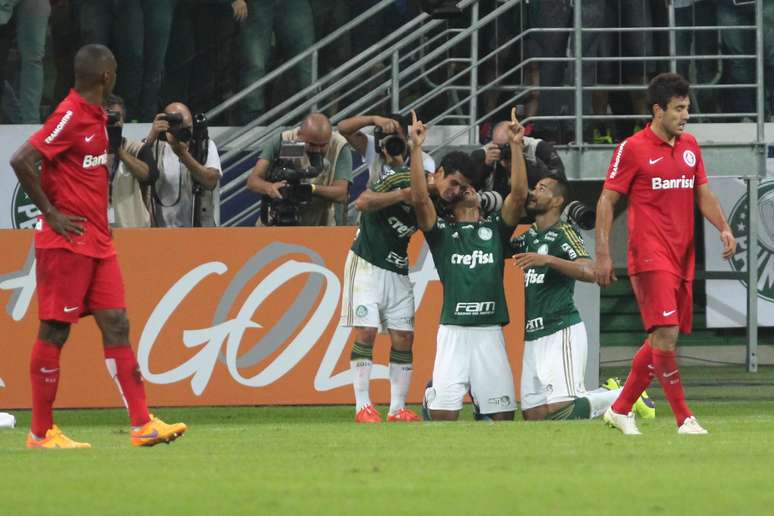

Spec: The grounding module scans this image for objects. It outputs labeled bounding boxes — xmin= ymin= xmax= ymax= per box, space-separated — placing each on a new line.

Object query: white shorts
xmin=426 ymin=325 xmax=517 ymax=415
xmin=339 ymin=250 xmax=414 ymax=331
xmin=520 ymin=322 xmax=588 ymax=411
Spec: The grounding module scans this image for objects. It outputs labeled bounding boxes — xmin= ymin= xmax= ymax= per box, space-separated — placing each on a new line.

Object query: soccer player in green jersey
xmin=410 ymin=108 xmax=527 ymax=421
xmin=340 ymin=141 xmax=477 ymax=423
xmin=512 ymin=177 xmax=654 ymax=421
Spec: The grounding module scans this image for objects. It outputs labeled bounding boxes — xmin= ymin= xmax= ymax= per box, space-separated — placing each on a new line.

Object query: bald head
xmin=491 ymin=121 xmax=511 ymax=145
xmin=300 ymin=112 xmax=332 ymax=144
xmin=74 ymin=44 xmax=116 ymax=90
xmin=163 ymin=102 xmax=193 ymax=127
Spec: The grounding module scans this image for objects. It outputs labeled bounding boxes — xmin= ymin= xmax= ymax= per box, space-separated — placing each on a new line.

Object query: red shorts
xmin=36 ymin=248 xmax=126 ymax=323
xmin=630 ymin=271 xmax=693 ymax=334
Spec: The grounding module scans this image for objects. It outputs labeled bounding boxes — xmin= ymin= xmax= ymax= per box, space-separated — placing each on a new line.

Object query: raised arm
xmin=409 ymin=111 xmax=436 ymax=232
xmin=593 ymin=188 xmax=621 ymax=286
xmin=696 ymin=182 xmax=736 ymax=260
xmin=501 ymin=107 xmax=528 ymax=226
xmin=338 ymin=115 xmax=401 ymax=157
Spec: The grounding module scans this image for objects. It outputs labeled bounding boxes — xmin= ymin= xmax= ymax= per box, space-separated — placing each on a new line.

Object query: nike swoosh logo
xmin=663 ymin=370 xmax=679 ymax=378
xmin=40 ymin=367 xmax=59 ymax=374
xmin=85 ymin=134 xmax=95 ymax=142
xmin=136 ymin=429 xmax=159 ymax=439
xmin=662 ymin=309 xmax=677 ymax=316
xmin=64 ymin=306 xmax=80 ymax=313
xmin=649 ymin=157 xmax=663 ymax=165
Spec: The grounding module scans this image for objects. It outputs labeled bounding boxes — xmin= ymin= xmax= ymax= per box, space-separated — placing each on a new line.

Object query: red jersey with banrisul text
xmin=603 ymin=124 xmax=707 ymax=280
xmin=28 ymin=89 xmax=114 ymax=258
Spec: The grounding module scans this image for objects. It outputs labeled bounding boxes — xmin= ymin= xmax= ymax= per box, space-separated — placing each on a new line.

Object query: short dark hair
xmin=440 ymin=150 xmax=479 ymax=184
xmin=105 ymin=93 xmax=124 ymax=109
xmin=550 ymin=177 xmax=571 ymax=209
xmin=647 ymin=72 xmax=690 ymax=116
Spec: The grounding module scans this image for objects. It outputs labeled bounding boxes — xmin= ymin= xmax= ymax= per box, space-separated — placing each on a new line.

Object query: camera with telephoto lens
xmin=106 ymin=110 xmax=123 ymax=153
xmin=158 ymin=112 xmax=192 ymax=143
xmin=260 ymin=140 xmax=322 ymax=226
xmin=564 ymin=200 xmax=596 ymax=230
xmin=374 ymin=126 xmax=407 ymax=158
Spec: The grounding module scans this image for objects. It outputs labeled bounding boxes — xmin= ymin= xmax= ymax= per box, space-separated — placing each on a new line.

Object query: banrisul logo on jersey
xmin=728 ymin=180 xmax=774 ymax=302
xmin=11 ymin=183 xmax=40 ymax=229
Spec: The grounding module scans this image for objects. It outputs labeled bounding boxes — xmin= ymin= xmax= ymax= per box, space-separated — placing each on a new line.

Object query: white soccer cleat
xmin=677 ymin=416 xmax=708 ymax=435
xmin=603 ymin=407 xmax=642 ymax=435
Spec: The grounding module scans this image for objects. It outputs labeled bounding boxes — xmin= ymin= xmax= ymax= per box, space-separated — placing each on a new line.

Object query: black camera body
xmin=497 ymin=143 xmax=512 ymax=162
xmin=106 ymin=110 xmax=123 ymax=153
xmin=374 ymin=126 xmax=407 ymax=158
xmin=261 ymin=140 xmax=322 ymax=226
xmin=158 ymin=112 xmax=192 ymax=143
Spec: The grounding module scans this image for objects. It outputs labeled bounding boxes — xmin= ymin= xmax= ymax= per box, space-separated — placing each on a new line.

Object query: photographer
xmin=247 ymin=112 xmax=352 ymax=226
xmin=105 ymin=94 xmax=158 ymax=228
xmin=146 ymin=102 xmax=222 ymax=227
xmin=471 ymin=120 xmax=594 ymax=230
xmin=338 ymin=113 xmax=435 ymax=187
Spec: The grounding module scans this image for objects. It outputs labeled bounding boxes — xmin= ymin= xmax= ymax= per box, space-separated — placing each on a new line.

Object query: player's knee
xmin=39 ymin=320 xmax=70 ymax=347
xmin=354 ymin=327 xmax=377 ymax=345
xmin=99 ymin=310 xmax=130 ymax=342
xmin=389 ymin=330 xmax=413 ymax=351
xmin=650 ymin=326 xmax=679 ymax=350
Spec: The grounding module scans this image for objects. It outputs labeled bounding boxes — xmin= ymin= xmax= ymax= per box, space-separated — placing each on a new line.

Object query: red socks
xmin=29 ymin=340 xmax=61 ymax=438
xmin=612 ymin=339 xmax=654 ymax=415
xmin=652 ymin=347 xmax=692 ymax=426
xmin=104 ymin=346 xmax=150 ymax=427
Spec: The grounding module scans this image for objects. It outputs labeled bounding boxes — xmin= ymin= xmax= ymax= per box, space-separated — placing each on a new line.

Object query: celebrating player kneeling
xmin=512 ymin=178 xmax=654 ymax=422
xmin=410 ymin=109 xmax=526 ymax=421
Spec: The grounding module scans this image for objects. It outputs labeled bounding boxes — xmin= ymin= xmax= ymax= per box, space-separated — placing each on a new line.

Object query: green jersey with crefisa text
xmin=512 ymin=221 xmax=590 ymax=340
xmin=424 ymin=213 xmax=515 ymax=326
xmin=351 ymin=167 xmax=417 ymax=275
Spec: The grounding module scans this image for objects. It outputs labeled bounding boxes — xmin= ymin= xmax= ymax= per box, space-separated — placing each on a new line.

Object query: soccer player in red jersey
xmin=10 ymin=44 xmax=187 ymax=449
xmin=594 ymin=73 xmax=736 ymax=435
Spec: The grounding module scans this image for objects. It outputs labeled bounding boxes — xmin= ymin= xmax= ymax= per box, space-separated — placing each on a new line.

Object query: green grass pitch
xmin=1 ymin=397 xmax=774 ymax=516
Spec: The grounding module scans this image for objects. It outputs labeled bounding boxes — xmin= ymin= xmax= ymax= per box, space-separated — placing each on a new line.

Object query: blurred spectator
xmin=115 ymin=0 xmax=178 ymax=121
xmin=0 ymin=0 xmax=50 ymax=122
xmin=246 ymin=112 xmax=352 ymax=226
xmin=79 ymin=0 xmax=116 ymax=46
xmin=105 ymin=94 xmax=158 ymax=228
xmin=674 ymin=0 xmax=719 ymax=115
xmin=235 ymin=0 xmax=315 ymax=125
xmin=49 ymin=0 xmax=79 ymax=105
xmin=146 ymin=102 xmax=223 ymax=227
xmin=164 ymin=0 xmax=240 ymax=115
xmin=309 ymin=0 xmax=351 ymax=78
xmin=717 ymin=0 xmax=774 ymax=121
xmin=524 ymin=0 xmax=608 ymax=142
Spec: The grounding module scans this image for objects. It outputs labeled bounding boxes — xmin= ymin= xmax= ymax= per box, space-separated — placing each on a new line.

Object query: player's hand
xmin=267 ymin=180 xmax=287 ymax=199
xmin=45 ymin=207 xmax=86 ymax=243
xmin=400 ymin=187 xmax=413 ymax=203
xmin=720 ymin=229 xmax=736 ymax=260
xmin=484 ymin=143 xmax=501 ymax=166
xmin=231 ymin=0 xmax=248 ymax=21
xmin=513 ymin=252 xmax=550 ymax=269
xmin=507 ymin=107 xmax=524 ymax=148
xmin=148 ymin=113 xmax=170 ymax=142
xmin=594 ymin=254 xmax=617 ymax=287
xmin=373 ymin=116 xmax=400 ymax=134
xmin=410 ymin=110 xmax=426 ymax=148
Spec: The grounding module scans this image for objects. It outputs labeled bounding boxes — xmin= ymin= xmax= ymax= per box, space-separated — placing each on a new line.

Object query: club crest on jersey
xmin=83 ymin=153 xmax=108 ymax=169
xmin=477 ymin=227 xmax=492 ymax=241
xmin=683 ymin=150 xmax=696 ymax=167
xmin=537 ymin=244 xmax=549 ymax=255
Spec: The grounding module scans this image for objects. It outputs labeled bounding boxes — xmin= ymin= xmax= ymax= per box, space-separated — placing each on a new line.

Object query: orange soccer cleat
xmin=130 ymin=415 xmax=187 ymax=447
xmin=387 ymin=408 xmax=421 ymax=422
xmin=26 ymin=425 xmax=91 ymax=449
xmin=354 ymin=404 xmax=382 ymax=423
